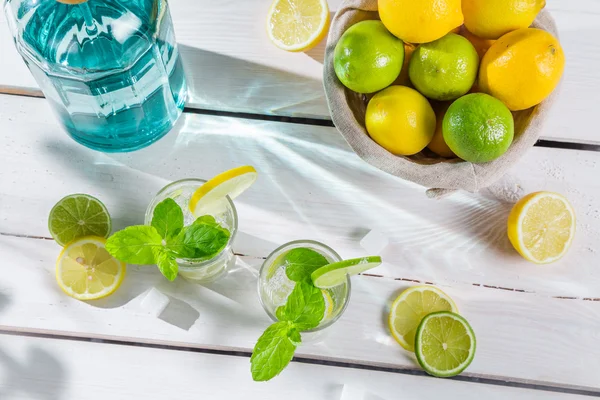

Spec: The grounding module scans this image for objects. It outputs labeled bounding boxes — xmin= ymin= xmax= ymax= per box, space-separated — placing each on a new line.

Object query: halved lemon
xmin=189 ymin=166 xmax=258 ymax=216
xmin=266 ymin=0 xmax=330 ymax=52
xmin=56 ymin=236 xmax=126 ymax=300
xmin=388 ymin=286 xmax=458 ymax=352
xmin=508 ymin=191 xmax=576 ymax=264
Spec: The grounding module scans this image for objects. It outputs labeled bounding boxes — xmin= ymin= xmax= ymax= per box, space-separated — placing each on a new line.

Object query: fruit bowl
xmin=323 ymin=0 xmax=561 ymax=196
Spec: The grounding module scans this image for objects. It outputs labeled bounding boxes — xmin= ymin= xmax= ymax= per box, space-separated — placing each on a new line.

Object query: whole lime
xmin=334 ymin=20 xmax=405 ymax=94
xmin=443 ymin=93 xmax=514 ymax=163
xmin=409 ymin=33 xmax=479 ymax=101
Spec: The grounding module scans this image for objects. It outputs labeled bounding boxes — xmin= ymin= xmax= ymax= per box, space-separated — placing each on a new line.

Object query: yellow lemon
xmin=507 ymin=192 xmax=576 ymax=264
xmin=463 ymin=0 xmax=546 ymax=40
xmin=366 ymin=86 xmax=436 ymax=156
xmin=479 ymin=28 xmax=564 ymax=111
xmin=56 ymin=236 xmax=126 ymax=300
xmin=388 ymin=286 xmax=458 ymax=352
xmin=378 ymin=0 xmax=463 ymax=44
xmin=427 ymin=103 xmax=455 ymax=158
xmin=266 ymin=0 xmax=330 ymax=52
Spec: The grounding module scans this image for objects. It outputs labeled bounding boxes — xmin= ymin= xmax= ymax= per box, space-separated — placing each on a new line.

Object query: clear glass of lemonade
xmin=145 ymin=179 xmax=238 ymax=283
xmin=258 ymin=240 xmax=351 ymax=333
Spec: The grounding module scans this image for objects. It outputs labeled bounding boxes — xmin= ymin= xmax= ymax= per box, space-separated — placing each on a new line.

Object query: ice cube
xmin=141 ymin=288 xmax=170 ymax=317
xmin=360 ymin=229 xmax=390 ymax=254
xmin=340 ymin=385 xmax=365 ymax=400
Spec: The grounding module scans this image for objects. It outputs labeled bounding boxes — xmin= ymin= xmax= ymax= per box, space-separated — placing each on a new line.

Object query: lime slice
xmin=48 ymin=194 xmax=112 ymax=246
xmin=311 ymin=256 xmax=382 ymax=289
xmin=415 ymin=311 xmax=476 ymax=378
xmin=56 ymin=236 xmax=126 ymax=300
xmin=388 ymin=286 xmax=458 ymax=352
xmin=189 ymin=166 xmax=258 ymax=216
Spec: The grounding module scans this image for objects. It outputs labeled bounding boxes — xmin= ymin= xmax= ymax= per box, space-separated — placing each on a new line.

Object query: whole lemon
xmin=409 ymin=33 xmax=479 ymax=101
xmin=463 ymin=0 xmax=546 ymax=40
xmin=479 ymin=28 xmax=564 ymax=111
xmin=366 ymin=86 xmax=436 ymax=156
xmin=427 ymin=103 xmax=455 ymax=158
xmin=334 ymin=20 xmax=405 ymax=94
xmin=378 ymin=0 xmax=463 ymax=44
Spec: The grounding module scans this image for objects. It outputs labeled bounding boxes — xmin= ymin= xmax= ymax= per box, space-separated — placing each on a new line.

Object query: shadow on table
xmin=179 ymin=45 xmax=329 ymax=118
xmin=0 ymin=346 xmax=66 ymax=400
xmin=0 ymin=293 xmax=66 ymax=399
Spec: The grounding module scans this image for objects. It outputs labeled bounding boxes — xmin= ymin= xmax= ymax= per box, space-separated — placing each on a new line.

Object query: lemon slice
xmin=189 ymin=166 xmax=258 ymax=216
xmin=266 ymin=0 xmax=330 ymax=52
xmin=388 ymin=286 xmax=458 ymax=352
xmin=322 ymin=290 xmax=334 ymax=320
xmin=508 ymin=191 xmax=576 ymax=264
xmin=56 ymin=236 xmax=126 ymax=300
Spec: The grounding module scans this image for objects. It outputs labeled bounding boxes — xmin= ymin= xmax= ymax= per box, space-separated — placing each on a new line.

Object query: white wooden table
xmin=1 ymin=1 xmax=600 ymax=398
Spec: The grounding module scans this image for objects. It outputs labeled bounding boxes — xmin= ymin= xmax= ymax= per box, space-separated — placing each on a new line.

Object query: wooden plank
xmin=1 ymin=94 xmax=600 ymax=297
xmin=1 ymin=0 xmax=599 ymax=143
xmin=2 ymin=95 xmax=600 ymax=388
xmin=1 ymin=235 xmax=600 ymax=392
xmin=0 ymin=334 xmax=589 ymax=400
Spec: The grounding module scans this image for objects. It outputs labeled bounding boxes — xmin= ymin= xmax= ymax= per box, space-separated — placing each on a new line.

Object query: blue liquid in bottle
xmin=5 ymin=0 xmax=187 ymax=152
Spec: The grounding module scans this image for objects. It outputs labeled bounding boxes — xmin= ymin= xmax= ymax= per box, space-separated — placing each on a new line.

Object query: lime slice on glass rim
xmin=189 ymin=165 xmax=258 ymax=217
xmin=48 ymin=194 xmax=112 ymax=246
xmin=311 ymin=256 xmax=382 ymax=289
xmin=415 ymin=311 xmax=476 ymax=378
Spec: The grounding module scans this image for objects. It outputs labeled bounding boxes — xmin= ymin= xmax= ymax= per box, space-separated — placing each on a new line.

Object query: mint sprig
xmin=106 ymin=198 xmax=230 ymax=281
xmin=250 ymin=321 xmax=299 ymax=382
xmin=251 ymin=248 xmax=327 ymax=381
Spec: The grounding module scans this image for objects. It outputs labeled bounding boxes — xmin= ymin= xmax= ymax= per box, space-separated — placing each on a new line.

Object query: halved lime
xmin=415 ymin=311 xmax=476 ymax=378
xmin=311 ymin=256 xmax=382 ymax=289
xmin=48 ymin=194 xmax=112 ymax=246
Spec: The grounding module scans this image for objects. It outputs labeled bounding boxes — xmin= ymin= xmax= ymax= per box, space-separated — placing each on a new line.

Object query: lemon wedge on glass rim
xmin=507 ymin=191 xmax=576 ymax=264
xmin=56 ymin=236 xmax=125 ymax=300
xmin=266 ymin=0 xmax=330 ymax=52
xmin=189 ymin=166 xmax=258 ymax=217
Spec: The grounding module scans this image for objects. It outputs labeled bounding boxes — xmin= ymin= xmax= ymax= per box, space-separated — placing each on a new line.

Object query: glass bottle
xmin=4 ymin=0 xmax=187 ymax=152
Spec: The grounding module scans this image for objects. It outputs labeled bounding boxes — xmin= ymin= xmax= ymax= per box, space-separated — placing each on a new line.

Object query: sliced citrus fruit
xmin=507 ymin=191 xmax=576 ymax=264
xmin=48 ymin=194 xmax=111 ymax=246
xmin=415 ymin=311 xmax=476 ymax=378
xmin=189 ymin=166 xmax=258 ymax=216
xmin=322 ymin=290 xmax=334 ymax=320
xmin=311 ymin=256 xmax=382 ymax=289
xmin=56 ymin=236 xmax=126 ymax=300
xmin=388 ymin=286 xmax=458 ymax=352
xmin=266 ymin=0 xmax=330 ymax=52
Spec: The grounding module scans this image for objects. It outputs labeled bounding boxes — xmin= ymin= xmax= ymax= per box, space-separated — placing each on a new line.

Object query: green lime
xmin=443 ymin=93 xmax=514 ymax=163
xmin=311 ymin=256 xmax=382 ymax=288
xmin=48 ymin=194 xmax=112 ymax=246
xmin=409 ymin=33 xmax=479 ymax=101
xmin=334 ymin=20 xmax=405 ymax=94
xmin=415 ymin=311 xmax=476 ymax=378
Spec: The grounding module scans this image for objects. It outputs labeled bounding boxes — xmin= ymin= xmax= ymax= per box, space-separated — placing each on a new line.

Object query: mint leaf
xmin=284 ymin=248 xmax=329 ymax=282
xmin=169 ymin=223 xmax=230 ymax=259
xmin=106 ymin=226 xmax=163 ymax=264
xmin=154 ymin=248 xmax=178 ymax=281
xmin=151 ymin=198 xmax=183 ymax=239
xmin=276 ymin=281 xmax=325 ymax=330
xmin=250 ymin=321 xmax=299 ymax=381
xmin=193 ymin=215 xmax=230 ymax=236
